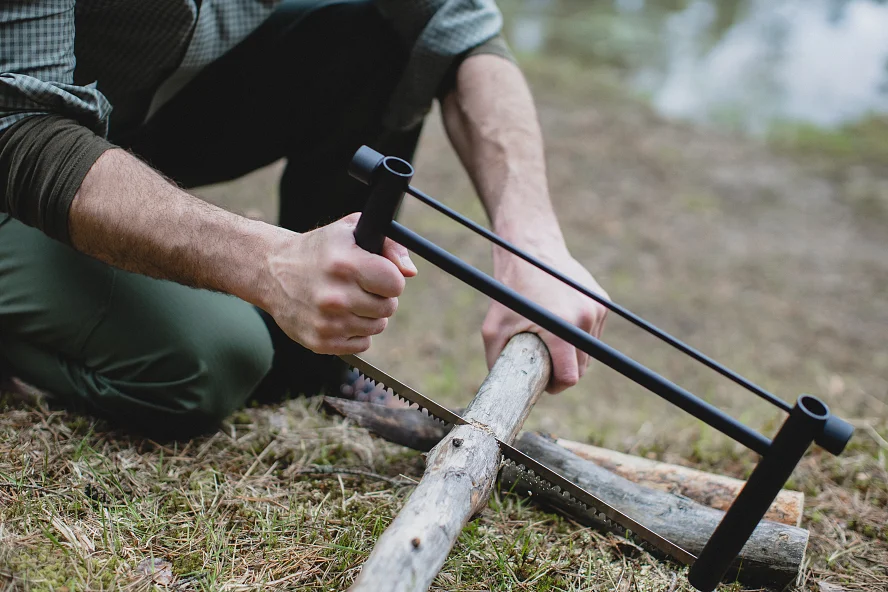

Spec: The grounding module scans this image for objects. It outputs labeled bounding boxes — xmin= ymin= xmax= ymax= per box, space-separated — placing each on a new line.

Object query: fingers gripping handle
xmin=349 ymin=145 xmax=414 ymax=255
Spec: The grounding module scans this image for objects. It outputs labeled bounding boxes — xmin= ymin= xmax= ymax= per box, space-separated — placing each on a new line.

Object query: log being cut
xmin=348 ymin=333 xmax=550 ymax=592
xmin=321 ymin=402 xmax=804 ymax=526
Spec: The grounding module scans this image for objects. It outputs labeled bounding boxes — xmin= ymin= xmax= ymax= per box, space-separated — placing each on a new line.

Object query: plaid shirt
xmin=0 ymin=0 xmax=503 ymax=137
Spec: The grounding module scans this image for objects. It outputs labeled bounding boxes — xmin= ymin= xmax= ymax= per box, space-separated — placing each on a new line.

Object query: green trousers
xmin=0 ymin=217 xmax=274 ymax=436
xmin=0 ymin=1 xmax=420 ymax=438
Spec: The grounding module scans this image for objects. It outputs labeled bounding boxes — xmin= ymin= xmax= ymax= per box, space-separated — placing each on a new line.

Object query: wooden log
xmin=349 ymin=333 xmax=550 ymax=592
xmin=500 ymin=432 xmax=808 ymax=588
xmin=321 ymin=398 xmax=802 ymax=526
xmin=324 ymin=399 xmax=808 ymax=587
xmin=322 ymin=397 xmax=453 ymax=452
xmin=555 ymin=438 xmax=804 ymax=527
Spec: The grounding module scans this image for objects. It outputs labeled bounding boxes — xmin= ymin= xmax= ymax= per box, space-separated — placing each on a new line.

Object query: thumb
xmin=381 ymin=237 xmax=418 ymax=277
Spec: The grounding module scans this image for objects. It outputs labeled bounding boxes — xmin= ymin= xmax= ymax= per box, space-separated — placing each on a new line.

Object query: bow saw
xmin=339 ymin=145 xmax=854 ymax=591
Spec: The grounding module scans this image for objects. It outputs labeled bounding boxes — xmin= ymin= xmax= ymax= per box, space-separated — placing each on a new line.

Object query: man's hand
xmin=71 ymin=152 xmax=413 ymax=356
xmin=263 ymin=213 xmax=417 ymax=354
xmin=483 ymin=246 xmax=609 ymax=393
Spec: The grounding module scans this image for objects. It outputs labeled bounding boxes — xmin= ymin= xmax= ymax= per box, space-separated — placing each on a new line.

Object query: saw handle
xmin=349 ymin=145 xmax=414 ymax=255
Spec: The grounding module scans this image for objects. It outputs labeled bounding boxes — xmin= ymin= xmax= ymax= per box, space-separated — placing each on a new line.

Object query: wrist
xmin=241 ymin=222 xmax=297 ymax=313
xmin=492 ymin=218 xmax=568 ymax=270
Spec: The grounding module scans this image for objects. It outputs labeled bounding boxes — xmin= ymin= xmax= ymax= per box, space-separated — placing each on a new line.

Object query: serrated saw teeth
xmin=338 ymin=354 xmax=696 ymax=567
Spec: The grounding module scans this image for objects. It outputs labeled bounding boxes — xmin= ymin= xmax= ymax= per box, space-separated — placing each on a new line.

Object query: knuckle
xmin=388 ymin=270 xmax=406 ymax=296
xmin=318 ymin=292 xmax=348 ymax=313
xmin=329 ymin=256 xmax=355 ymax=279
xmin=351 ymin=337 xmax=371 ymax=353
xmin=382 ymin=297 xmax=398 ymax=317
xmin=371 ymin=318 xmax=388 ymax=335
xmin=481 ymin=324 xmax=498 ymax=343
xmin=315 ymin=320 xmax=338 ymax=340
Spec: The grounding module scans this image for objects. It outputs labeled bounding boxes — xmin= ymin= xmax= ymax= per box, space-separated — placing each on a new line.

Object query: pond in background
xmin=500 ymin=0 xmax=888 ymax=134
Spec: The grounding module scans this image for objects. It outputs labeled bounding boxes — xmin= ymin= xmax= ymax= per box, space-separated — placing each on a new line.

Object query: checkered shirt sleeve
xmin=377 ymin=0 xmax=504 ymax=130
xmin=0 ymin=1 xmax=112 ymax=135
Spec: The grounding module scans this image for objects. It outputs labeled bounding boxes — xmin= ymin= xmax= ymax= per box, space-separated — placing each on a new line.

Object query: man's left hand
xmin=482 ymin=246 xmax=609 ymax=394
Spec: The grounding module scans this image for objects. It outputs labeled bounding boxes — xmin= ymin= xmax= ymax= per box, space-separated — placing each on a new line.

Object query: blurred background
xmin=198 ymin=0 xmax=888 ymax=459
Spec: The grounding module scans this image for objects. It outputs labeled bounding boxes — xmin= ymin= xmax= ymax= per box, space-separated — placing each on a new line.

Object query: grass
xmin=0 ymin=394 xmax=885 ymax=591
xmin=769 ymin=116 xmax=888 ymax=173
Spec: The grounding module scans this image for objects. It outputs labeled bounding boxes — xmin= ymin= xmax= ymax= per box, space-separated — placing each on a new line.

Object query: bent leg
xmin=0 ymin=218 xmax=273 ymax=437
xmin=121 ymin=0 xmax=423 ymax=399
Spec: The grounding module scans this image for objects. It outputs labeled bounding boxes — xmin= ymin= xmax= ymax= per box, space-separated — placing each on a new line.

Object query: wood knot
xmin=411 ymin=537 xmax=421 ymax=549
xmin=452 ymin=438 xmax=463 ymax=448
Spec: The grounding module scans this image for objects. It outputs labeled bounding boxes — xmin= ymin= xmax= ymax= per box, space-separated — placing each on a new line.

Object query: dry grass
xmin=0 ymin=394 xmax=885 ymax=591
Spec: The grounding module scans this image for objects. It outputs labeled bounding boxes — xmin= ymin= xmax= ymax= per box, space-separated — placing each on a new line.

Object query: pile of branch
xmin=324 ymin=334 xmax=808 ymax=591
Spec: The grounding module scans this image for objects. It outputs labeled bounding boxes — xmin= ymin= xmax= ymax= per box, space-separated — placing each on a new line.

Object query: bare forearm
xmin=69 ymin=148 xmax=285 ymax=308
xmin=441 ymin=53 xmax=610 ymax=392
xmin=441 ymin=53 xmax=566 ymax=255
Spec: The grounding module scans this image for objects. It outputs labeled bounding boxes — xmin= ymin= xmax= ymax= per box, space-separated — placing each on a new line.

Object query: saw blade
xmin=340 ymin=354 xmax=468 ymax=427
xmin=339 ymin=354 xmax=697 ymax=567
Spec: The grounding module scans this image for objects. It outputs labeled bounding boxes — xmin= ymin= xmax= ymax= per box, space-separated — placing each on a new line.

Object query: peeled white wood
xmin=348 ymin=333 xmax=550 ymax=592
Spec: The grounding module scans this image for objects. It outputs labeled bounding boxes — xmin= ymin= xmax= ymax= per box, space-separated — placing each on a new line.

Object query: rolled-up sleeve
xmin=375 ymin=0 xmax=507 ymax=130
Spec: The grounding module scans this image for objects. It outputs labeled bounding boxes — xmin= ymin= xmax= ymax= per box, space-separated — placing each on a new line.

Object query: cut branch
xmin=348 ymin=332 xmax=550 ymax=592
xmin=553 ymin=438 xmax=804 ymax=527
xmin=501 ymin=432 xmax=807 ymax=588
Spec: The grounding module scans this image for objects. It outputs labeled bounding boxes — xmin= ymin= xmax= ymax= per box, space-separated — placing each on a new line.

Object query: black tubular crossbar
xmin=346 ymin=145 xmax=855 ymax=591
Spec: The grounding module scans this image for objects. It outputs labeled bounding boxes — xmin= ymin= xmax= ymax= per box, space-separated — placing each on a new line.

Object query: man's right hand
xmin=69 ymin=151 xmax=412 ymax=355
xmin=262 ymin=213 xmax=417 ymax=355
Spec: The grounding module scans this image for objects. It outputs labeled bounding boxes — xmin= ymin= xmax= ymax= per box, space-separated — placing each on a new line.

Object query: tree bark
xmin=554 ymin=438 xmax=804 ymax=527
xmin=323 ymin=397 xmax=453 ymax=452
xmin=348 ymin=333 xmax=551 ymax=592
xmin=500 ymin=432 xmax=807 ymax=588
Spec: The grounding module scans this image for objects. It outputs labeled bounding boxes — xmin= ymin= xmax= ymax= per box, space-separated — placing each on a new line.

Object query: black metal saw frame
xmin=347 ymin=145 xmax=854 ymax=592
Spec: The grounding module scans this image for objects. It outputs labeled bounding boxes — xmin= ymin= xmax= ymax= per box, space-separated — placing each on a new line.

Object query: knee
xmin=172 ymin=323 xmax=274 ymax=427
xmin=112 ymin=310 xmax=274 ymax=438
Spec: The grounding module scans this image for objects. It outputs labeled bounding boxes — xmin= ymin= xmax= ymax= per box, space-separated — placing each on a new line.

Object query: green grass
xmin=1 ymin=394 xmax=885 ymax=591
xmin=769 ymin=116 xmax=888 ymax=171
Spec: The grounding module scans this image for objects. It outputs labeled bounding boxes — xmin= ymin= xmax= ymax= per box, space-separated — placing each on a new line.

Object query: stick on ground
xmin=322 ymin=400 xmax=803 ymax=526
xmin=501 ymin=432 xmax=808 ymax=588
xmin=348 ymin=333 xmax=550 ymax=592
xmin=554 ymin=438 xmax=804 ymax=527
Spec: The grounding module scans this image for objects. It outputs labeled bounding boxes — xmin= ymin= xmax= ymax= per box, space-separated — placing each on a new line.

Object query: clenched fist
xmin=262 ymin=213 xmax=416 ymax=354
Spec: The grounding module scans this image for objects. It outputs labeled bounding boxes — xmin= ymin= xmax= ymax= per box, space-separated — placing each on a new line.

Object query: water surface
xmin=501 ymin=0 xmax=888 ymax=133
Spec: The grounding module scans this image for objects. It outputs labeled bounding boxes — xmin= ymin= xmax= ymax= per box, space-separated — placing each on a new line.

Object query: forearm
xmin=441 ymin=53 xmax=567 ymax=258
xmin=70 ymin=148 xmax=287 ymax=309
